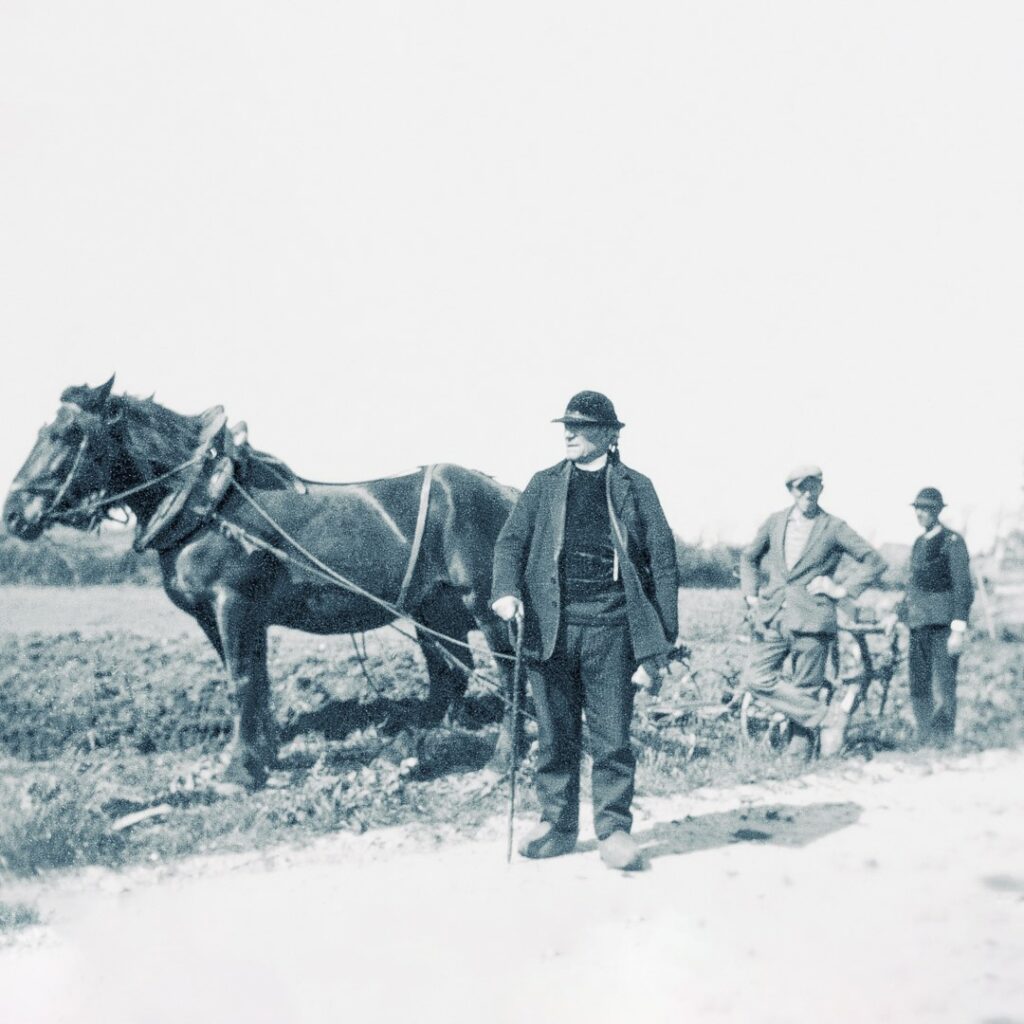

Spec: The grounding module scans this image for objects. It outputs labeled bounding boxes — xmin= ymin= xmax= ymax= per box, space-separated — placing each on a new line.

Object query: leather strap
xmin=395 ymin=465 xmax=434 ymax=611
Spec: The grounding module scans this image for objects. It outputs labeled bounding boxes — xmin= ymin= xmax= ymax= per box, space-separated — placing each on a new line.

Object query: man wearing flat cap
xmin=491 ymin=391 xmax=679 ymax=870
xmin=739 ymin=465 xmax=886 ymax=756
xmin=906 ymin=487 xmax=974 ymax=746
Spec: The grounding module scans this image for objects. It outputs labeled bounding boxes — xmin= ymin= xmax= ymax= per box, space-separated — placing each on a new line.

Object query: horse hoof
xmin=223 ymin=757 xmax=267 ymax=791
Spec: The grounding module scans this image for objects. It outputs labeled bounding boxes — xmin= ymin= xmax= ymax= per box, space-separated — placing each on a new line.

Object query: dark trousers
xmin=742 ymin=628 xmax=831 ymax=730
xmin=908 ymin=625 xmax=959 ymax=743
xmin=527 ymin=620 xmax=635 ymax=840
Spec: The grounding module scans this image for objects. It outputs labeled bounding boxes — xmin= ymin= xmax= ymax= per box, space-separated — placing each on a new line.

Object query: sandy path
xmin=1 ymin=748 xmax=1022 ymax=1024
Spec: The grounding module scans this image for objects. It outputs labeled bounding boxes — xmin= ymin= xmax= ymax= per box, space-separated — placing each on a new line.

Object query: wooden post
xmin=974 ymin=564 xmax=998 ymax=640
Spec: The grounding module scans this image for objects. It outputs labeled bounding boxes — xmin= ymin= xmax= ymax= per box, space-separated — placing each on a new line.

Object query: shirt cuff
xmin=950 ymin=620 xmax=967 ymax=632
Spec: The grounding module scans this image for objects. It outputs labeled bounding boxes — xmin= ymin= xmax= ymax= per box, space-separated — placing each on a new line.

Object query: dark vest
xmin=910 ymin=531 xmax=953 ymax=593
xmin=906 ymin=526 xmax=974 ymax=628
xmin=562 ymin=464 xmax=626 ymax=624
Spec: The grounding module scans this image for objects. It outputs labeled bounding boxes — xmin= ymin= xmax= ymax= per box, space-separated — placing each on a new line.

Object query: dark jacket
xmin=491 ymin=458 xmax=679 ymax=662
xmin=740 ymin=508 xmax=886 ymax=635
xmin=907 ymin=526 xmax=974 ymax=628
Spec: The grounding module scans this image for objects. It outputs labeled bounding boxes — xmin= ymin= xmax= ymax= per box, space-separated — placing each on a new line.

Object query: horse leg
xmin=473 ymin=614 xmax=524 ymax=771
xmin=192 ymin=603 xmax=225 ymax=663
xmin=413 ymin=588 xmax=475 ymax=729
xmin=250 ymin=629 xmax=279 ymax=769
xmin=213 ymin=591 xmax=273 ymax=790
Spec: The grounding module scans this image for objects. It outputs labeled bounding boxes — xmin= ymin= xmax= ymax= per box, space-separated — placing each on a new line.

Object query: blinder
xmin=30 ymin=403 xmax=119 ymax=529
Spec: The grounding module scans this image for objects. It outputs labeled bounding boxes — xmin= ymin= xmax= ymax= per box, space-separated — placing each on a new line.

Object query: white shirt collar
xmin=573 ymin=453 xmax=608 ymax=472
xmin=789 ymin=504 xmax=820 ymax=521
xmin=924 ymin=523 xmax=943 ymax=539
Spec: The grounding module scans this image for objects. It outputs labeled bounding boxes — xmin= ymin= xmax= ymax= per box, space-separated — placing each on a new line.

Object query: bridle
xmin=20 ymin=404 xmax=203 ymax=532
xmin=46 ymin=430 xmax=94 ymax=523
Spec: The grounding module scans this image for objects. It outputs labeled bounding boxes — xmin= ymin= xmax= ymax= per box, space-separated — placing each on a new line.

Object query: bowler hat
xmin=912 ymin=487 xmax=946 ymax=509
xmin=552 ymin=391 xmax=624 ymax=428
xmin=785 ymin=463 xmax=823 ymax=488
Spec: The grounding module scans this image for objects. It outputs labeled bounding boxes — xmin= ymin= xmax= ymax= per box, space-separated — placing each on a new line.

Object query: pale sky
xmin=2 ymin=2 xmax=1022 ymax=551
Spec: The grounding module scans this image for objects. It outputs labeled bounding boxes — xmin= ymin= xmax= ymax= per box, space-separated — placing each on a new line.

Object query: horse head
xmin=4 ymin=375 xmax=124 ymax=540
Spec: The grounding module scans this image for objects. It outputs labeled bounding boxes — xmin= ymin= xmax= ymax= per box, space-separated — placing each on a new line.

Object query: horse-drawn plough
xmin=637 ymin=598 xmax=906 ymax=758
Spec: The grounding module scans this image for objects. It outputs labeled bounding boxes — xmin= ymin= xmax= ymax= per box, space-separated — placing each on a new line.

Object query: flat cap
xmin=911 ymin=487 xmax=946 ymax=508
xmin=785 ymin=463 xmax=823 ymax=488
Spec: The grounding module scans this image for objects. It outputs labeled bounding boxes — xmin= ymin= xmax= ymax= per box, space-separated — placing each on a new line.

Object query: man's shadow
xmin=577 ymin=802 xmax=862 ymax=861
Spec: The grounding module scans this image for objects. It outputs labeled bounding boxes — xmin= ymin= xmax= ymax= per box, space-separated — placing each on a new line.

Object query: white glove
xmin=807 ymin=576 xmax=848 ymax=600
xmin=947 ymin=622 xmax=966 ymax=657
xmin=491 ymin=596 xmax=524 ymax=622
xmin=632 ymin=654 xmax=686 ymax=693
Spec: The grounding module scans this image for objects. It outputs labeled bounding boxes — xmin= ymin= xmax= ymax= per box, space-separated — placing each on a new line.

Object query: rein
xmin=45 ymin=451 xmax=207 ymax=528
xmin=46 ymin=434 xmax=91 ymax=521
xmin=221 ymin=478 xmax=517 ymax=665
xmin=215 ymin=480 xmax=537 ymax=731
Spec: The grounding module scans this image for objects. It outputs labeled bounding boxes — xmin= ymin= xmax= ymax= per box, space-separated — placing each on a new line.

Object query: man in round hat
xmin=906 ymin=487 xmax=974 ymax=746
xmin=491 ymin=391 xmax=679 ymax=870
xmin=739 ymin=465 xmax=887 ymax=757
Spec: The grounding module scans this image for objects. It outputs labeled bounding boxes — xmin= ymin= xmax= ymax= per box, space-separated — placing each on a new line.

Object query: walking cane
xmin=506 ymin=611 xmax=524 ymax=864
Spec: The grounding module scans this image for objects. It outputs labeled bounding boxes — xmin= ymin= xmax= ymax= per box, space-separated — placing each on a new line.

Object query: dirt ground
xmin=2 ymin=745 xmax=1022 ymax=1024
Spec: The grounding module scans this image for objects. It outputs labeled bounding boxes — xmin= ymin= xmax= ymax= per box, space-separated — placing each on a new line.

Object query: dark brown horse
xmin=4 ymin=377 xmax=519 ymax=788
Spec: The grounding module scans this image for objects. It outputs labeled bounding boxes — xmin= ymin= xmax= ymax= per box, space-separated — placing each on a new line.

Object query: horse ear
xmin=93 ymin=375 xmax=116 ymax=409
xmin=60 ymin=375 xmax=116 ymax=412
xmin=60 ymin=383 xmax=89 ymax=406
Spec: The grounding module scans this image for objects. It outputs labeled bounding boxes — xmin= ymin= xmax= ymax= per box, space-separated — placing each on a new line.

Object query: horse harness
xmin=124 ymin=408 xmax=436 ymax=613
xmin=133 ymin=407 xmax=237 ymax=553
xmin=394 ymin=465 xmax=434 ymax=611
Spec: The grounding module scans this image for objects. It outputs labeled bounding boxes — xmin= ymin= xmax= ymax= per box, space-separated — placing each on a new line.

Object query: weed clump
xmin=0 ymin=901 xmax=40 ymax=933
xmin=0 ymin=773 xmax=126 ymax=876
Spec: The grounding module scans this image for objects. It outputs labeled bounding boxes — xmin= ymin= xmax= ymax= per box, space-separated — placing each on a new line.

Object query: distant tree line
xmin=0 ymin=529 xmax=161 ymax=586
xmin=674 ymin=537 xmax=742 ymax=589
xmin=0 ymin=528 xmax=904 ymax=590
xmin=674 ymin=537 xmax=909 ymax=590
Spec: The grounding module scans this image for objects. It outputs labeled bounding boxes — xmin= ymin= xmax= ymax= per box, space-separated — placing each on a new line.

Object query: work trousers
xmin=908 ymin=625 xmax=959 ymax=743
xmin=527 ymin=619 xmax=635 ymax=840
xmin=742 ymin=627 xmax=831 ymax=730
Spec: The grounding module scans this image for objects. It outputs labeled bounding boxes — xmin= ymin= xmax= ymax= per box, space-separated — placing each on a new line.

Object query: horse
xmin=4 ymin=376 xmax=520 ymax=789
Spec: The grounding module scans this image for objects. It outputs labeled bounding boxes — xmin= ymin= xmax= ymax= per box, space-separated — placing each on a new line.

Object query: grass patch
xmin=0 ymin=588 xmax=1020 ymax=879
xmin=0 ymin=901 xmax=40 ymax=933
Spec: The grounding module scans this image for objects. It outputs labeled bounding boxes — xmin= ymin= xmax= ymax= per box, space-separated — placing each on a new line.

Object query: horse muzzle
xmin=3 ymin=487 xmax=48 ymax=541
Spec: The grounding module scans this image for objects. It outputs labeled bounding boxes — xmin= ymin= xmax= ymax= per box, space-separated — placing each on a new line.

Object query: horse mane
xmin=108 ymin=392 xmax=305 ymax=494
xmin=114 ymin=393 xmax=209 ymax=478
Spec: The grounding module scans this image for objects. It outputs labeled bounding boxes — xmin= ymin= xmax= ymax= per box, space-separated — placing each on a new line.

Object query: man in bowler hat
xmin=906 ymin=487 xmax=974 ymax=746
xmin=739 ymin=465 xmax=887 ymax=757
xmin=491 ymin=391 xmax=678 ymax=870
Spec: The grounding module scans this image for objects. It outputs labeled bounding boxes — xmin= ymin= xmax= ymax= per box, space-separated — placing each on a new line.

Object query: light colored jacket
xmin=740 ymin=508 xmax=886 ymax=635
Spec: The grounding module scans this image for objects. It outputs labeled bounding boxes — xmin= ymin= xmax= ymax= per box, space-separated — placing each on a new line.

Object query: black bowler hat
xmin=552 ymin=391 xmax=625 ymax=428
xmin=912 ymin=487 xmax=946 ymax=509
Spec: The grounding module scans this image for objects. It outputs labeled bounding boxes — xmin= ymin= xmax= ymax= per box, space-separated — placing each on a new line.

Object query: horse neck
xmin=110 ymin=400 xmax=206 ymax=521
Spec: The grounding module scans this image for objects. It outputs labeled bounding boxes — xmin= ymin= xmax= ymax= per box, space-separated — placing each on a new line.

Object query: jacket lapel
xmin=550 ymin=460 xmax=572 ymax=565
xmin=606 ymin=461 xmax=633 ymax=527
xmin=787 ymin=511 xmax=830 ymax=579
xmin=771 ymin=510 xmax=789 ymax=578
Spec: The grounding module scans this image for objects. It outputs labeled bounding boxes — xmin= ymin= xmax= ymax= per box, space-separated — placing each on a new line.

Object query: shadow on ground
xmin=278 ymin=695 xmax=501 ymax=779
xmin=576 ymin=801 xmax=862 ymax=861
xmin=280 ymin=693 xmax=505 ymax=744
